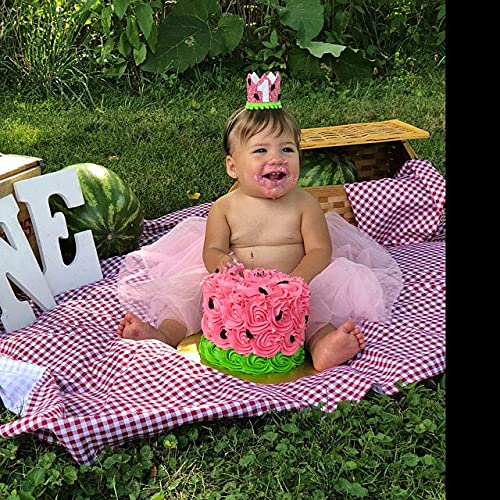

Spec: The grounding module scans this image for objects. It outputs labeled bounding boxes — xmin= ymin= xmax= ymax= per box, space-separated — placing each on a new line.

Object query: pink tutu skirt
xmin=117 ymin=212 xmax=403 ymax=341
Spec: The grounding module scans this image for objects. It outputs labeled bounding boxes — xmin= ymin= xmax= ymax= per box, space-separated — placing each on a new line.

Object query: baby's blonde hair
xmin=223 ymin=108 xmax=301 ymax=155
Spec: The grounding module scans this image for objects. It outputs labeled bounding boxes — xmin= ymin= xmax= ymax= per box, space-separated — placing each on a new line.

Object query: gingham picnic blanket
xmin=0 ymin=161 xmax=446 ymax=465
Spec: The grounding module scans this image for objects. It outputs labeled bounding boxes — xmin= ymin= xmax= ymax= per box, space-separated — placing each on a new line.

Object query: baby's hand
xmin=216 ymin=252 xmax=243 ymax=273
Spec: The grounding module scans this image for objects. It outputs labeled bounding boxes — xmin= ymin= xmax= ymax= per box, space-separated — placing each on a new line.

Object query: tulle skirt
xmin=117 ymin=212 xmax=403 ymax=341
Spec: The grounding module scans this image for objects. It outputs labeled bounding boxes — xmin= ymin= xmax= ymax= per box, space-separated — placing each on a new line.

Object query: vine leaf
xmin=117 ymin=32 xmax=131 ymax=57
xmin=141 ymin=15 xmax=209 ymax=73
xmin=288 ymin=47 xmax=372 ymax=82
xmin=280 ymin=0 xmax=324 ymax=46
xmin=113 ymin=0 xmax=131 ymax=20
xmin=208 ymin=14 xmax=244 ymax=58
xmin=126 ymin=16 xmax=141 ymax=50
xmin=141 ymin=0 xmax=243 ymax=74
xmin=287 ymin=47 xmax=323 ymax=77
xmin=133 ymin=44 xmax=147 ymax=66
xmin=333 ymin=48 xmax=373 ymax=81
xmin=136 ymin=3 xmax=153 ymax=40
xmin=298 ymin=40 xmax=345 ymax=59
xmin=147 ymin=23 xmax=158 ymax=53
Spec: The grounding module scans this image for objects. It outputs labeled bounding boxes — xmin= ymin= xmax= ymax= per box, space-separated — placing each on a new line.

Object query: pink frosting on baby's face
xmin=201 ymin=266 xmax=310 ymax=357
xmin=253 ymin=163 xmax=299 ymax=199
xmin=227 ymin=126 xmax=300 ymax=200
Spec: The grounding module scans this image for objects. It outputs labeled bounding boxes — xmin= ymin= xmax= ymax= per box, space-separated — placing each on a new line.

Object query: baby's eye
xmin=282 ymin=146 xmax=296 ymax=153
xmin=253 ymin=148 xmax=267 ymax=154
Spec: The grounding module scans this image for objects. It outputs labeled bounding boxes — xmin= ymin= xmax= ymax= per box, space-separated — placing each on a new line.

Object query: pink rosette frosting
xmin=228 ymin=327 xmax=254 ymax=356
xmin=220 ymin=297 xmax=245 ymax=331
xmin=243 ymin=296 xmax=270 ymax=336
xmin=200 ymin=265 xmax=310 ymax=359
xmin=268 ymin=308 xmax=299 ymax=356
xmin=200 ymin=313 xmax=231 ymax=349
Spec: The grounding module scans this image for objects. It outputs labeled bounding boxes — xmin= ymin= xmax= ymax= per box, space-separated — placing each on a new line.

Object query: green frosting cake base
xmin=198 ymin=335 xmax=305 ymax=375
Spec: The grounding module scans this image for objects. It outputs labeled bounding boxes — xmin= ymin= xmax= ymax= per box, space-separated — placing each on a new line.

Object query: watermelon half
xmin=50 ymin=163 xmax=144 ymax=260
xmin=297 ymin=148 xmax=358 ymax=187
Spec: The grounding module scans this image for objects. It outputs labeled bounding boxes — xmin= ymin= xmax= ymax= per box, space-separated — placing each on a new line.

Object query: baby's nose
xmin=267 ymin=157 xmax=288 ymax=166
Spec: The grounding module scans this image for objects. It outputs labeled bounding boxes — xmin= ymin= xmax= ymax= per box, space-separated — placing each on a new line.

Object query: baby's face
xmin=226 ymin=126 xmax=300 ymax=200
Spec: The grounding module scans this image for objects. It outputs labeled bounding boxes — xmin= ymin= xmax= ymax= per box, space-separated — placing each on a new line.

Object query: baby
xmin=118 ymin=106 xmax=369 ymax=371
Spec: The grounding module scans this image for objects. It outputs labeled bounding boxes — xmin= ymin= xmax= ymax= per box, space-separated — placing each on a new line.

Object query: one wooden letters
xmin=0 ymin=168 xmax=103 ymax=332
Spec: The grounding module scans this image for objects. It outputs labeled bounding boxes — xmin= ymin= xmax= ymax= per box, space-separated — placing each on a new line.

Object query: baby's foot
xmin=117 ymin=311 xmax=167 ymax=342
xmin=309 ymin=320 xmax=366 ymax=372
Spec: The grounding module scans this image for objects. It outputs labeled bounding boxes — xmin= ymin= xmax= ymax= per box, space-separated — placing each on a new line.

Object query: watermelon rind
xmin=297 ymin=148 xmax=358 ymax=187
xmin=49 ymin=163 xmax=144 ymax=260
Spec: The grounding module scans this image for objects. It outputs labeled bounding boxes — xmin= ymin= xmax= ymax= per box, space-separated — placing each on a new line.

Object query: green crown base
xmin=245 ymin=101 xmax=282 ymax=110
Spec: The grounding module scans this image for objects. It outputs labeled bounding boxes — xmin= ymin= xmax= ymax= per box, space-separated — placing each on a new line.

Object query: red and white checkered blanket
xmin=0 ymin=171 xmax=446 ymax=465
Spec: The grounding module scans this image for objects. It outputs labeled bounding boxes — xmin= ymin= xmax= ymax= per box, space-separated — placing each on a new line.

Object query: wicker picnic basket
xmin=230 ymin=119 xmax=429 ymax=225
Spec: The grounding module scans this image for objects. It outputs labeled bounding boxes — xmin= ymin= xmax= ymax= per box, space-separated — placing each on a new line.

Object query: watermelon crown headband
xmin=245 ymin=72 xmax=282 ymax=110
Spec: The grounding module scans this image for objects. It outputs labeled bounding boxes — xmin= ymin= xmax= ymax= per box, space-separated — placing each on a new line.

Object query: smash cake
xmin=198 ymin=264 xmax=310 ymax=375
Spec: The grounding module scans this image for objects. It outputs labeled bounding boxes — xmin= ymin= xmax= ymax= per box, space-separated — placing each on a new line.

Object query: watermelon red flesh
xmin=50 ymin=163 xmax=144 ymax=259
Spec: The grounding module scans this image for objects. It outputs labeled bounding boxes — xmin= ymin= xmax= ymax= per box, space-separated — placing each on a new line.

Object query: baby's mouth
xmin=262 ymin=170 xmax=287 ymax=181
xmin=254 ymin=165 xmax=294 ymax=196
xmin=259 ymin=164 xmax=289 ymax=182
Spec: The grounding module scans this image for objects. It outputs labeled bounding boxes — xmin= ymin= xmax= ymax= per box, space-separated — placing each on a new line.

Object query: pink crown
xmin=245 ymin=72 xmax=282 ymax=109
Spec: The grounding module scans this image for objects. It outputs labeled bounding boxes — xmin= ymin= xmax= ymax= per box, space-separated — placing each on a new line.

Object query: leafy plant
xmin=434 ymin=1 xmax=446 ymax=66
xmin=248 ymin=0 xmax=372 ymax=81
xmin=141 ymin=0 xmax=244 ymax=74
xmin=244 ymin=27 xmax=289 ymax=73
xmin=0 ymin=0 xmax=96 ymax=97
xmin=0 ymin=0 xmax=446 ymax=92
xmin=320 ymin=0 xmax=446 ymax=76
xmin=234 ymin=0 xmax=445 ymax=81
xmin=90 ymin=0 xmax=163 ymax=78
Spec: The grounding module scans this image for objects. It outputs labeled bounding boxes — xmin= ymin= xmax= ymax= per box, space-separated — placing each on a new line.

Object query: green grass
xmin=0 ymin=377 xmax=445 ymax=499
xmin=0 ymin=70 xmax=445 ymax=219
xmin=0 ymin=69 xmax=446 ymax=498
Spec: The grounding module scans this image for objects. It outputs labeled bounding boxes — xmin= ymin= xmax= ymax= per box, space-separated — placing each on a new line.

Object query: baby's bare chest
xmin=228 ymin=206 xmax=302 ymax=247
